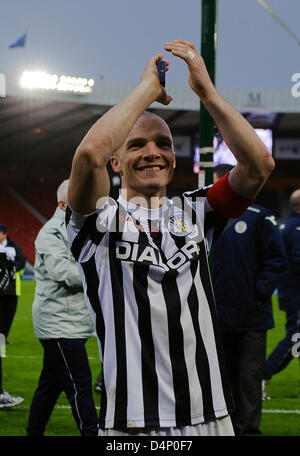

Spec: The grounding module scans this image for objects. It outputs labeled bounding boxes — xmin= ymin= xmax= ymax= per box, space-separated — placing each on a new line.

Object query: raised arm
xmin=164 ymin=40 xmax=275 ymax=199
xmin=68 ymin=54 xmax=172 ymax=215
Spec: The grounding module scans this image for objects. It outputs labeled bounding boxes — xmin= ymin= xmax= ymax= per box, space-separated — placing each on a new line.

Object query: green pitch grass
xmin=260 ymin=293 xmax=299 ymax=436
xmin=0 ymin=281 xmax=299 ymax=436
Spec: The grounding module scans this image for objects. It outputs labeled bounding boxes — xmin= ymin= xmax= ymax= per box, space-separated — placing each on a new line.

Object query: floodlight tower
xmin=199 ymin=0 xmax=217 ymax=187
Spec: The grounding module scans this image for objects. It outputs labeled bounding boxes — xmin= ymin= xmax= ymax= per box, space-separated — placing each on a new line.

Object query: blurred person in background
xmin=26 ymin=180 xmax=98 ymax=436
xmin=212 ymin=164 xmax=286 ymax=436
xmin=263 ymin=189 xmax=300 ymax=397
xmin=0 ymin=234 xmax=24 ymax=408
xmin=0 ymin=224 xmax=26 ymax=343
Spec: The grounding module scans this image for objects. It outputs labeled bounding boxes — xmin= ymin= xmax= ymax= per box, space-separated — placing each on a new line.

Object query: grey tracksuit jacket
xmin=32 ymin=207 xmax=95 ymax=339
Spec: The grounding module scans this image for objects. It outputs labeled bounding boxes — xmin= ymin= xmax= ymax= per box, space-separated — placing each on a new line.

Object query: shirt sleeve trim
xmin=207 ymin=172 xmax=254 ymax=218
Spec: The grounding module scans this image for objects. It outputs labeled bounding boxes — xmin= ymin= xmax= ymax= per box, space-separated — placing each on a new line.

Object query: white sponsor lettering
xmin=115 ymin=240 xmax=199 ymax=271
xmin=138 ymin=246 xmax=158 ymax=265
xmin=181 ymin=241 xmax=199 ymax=258
xmin=116 ymin=241 xmax=132 ymax=260
xmin=131 ymin=243 xmax=139 ymax=261
xmin=167 ymin=252 xmax=186 ymax=269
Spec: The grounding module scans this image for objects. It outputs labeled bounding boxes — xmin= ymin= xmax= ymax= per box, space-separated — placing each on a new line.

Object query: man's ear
xmin=58 ymin=200 xmax=67 ymax=211
xmin=110 ymin=155 xmax=122 ymax=175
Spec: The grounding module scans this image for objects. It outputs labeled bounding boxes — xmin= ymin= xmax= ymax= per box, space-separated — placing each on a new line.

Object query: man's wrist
xmin=139 ymin=78 xmax=161 ymax=103
xmin=197 ymin=85 xmax=218 ymax=104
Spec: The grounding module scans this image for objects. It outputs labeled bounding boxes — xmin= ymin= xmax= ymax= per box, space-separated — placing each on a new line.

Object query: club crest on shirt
xmin=168 ymin=215 xmax=195 ymax=237
xmin=234 ymin=221 xmax=247 ymax=234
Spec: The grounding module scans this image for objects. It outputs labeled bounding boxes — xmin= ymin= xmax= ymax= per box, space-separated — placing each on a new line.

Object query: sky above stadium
xmin=0 ymin=0 xmax=300 ymax=90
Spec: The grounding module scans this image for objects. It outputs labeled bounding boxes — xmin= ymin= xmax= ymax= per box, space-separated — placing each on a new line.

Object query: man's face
xmin=111 ymin=114 xmax=176 ymax=200
xmin=0 ymin=231 xmax=7 ymax=243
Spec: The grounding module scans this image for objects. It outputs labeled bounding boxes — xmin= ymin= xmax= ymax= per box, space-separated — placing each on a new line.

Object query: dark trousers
xmin=264 ymin=309 xmax=300 ymax=380
xmin=0 ymin=295 xmax=18 ymax=338
xmin=0 ymin=296 xmax=17 ymax=395
xmin=221 ymin=330 xmax=266 ymax=436
xmin=27 ymin=338 xmax=98 ymax=436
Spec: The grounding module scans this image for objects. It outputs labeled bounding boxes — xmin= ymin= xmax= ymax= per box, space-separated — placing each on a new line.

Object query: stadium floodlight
xmin=20 ymin=71 xmax=94 ymax=94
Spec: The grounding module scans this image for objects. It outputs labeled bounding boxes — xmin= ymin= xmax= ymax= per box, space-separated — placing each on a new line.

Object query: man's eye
xmin=158 ymin=142 xmax=171 ymax=149
xmin=128 ymin=143 xmax=143 ymax=149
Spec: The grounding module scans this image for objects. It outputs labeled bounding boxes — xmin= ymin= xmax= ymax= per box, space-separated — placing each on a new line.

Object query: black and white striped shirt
xmin=66 ymin=186 xmax=236 ymax=429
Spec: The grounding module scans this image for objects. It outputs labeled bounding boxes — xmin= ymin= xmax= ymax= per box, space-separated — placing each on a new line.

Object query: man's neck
xmin=120 ymin=188 xmax=167 ymax=209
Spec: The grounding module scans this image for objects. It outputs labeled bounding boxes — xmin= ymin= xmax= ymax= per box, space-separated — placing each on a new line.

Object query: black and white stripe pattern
xmin=66 ymin=190 xmax=234 ymax=429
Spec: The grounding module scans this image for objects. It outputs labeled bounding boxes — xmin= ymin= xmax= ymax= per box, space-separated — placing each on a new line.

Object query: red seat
xmin=0 ymin=191 xmax=43 ymax=265
xmin=15 ymin=184 xmax=57 ymax=220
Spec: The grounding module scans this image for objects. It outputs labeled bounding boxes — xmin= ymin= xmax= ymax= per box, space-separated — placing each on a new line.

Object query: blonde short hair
xmin=57 ymin=179 xmax=69 ymax=203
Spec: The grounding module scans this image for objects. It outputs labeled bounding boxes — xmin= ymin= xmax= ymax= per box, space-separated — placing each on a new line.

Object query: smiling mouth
xmin=136 ymin=165 xmax=166 ymax=171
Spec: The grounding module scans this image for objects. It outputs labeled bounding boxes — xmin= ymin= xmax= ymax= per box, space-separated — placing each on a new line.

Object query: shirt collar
xmin=117 ymin=195 xmax=169 ymax=220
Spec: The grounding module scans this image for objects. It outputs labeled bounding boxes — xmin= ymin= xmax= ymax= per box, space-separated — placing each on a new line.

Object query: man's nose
xmin=143 ymin=142 xmax=161 ymax=159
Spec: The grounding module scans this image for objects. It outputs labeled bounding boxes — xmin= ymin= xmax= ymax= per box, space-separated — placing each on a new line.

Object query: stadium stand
xmin=0 ymin=190 xmax=43 ymax=265
xmin=14 ymin=183 xmax=57 ymax=220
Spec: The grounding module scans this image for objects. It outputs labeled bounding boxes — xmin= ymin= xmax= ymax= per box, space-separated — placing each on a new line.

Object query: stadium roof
xmin=1 ymin=70 xmax=300 ymax=165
